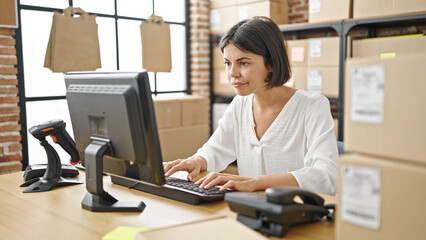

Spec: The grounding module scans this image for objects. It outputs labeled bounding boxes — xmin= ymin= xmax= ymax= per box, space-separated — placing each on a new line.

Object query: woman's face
xmin=223 ymin=43 xmax=272 ymax=96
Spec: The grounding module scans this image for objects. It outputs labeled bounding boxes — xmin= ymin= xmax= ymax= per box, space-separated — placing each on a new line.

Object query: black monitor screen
xmin=65 ymin=71 xmax=165 ymax=185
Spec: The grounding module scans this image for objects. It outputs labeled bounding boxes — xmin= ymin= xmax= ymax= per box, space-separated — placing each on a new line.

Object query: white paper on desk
xmin=341 ymin=165 xmax=381 ymax=230
xmin=350 ymin=65 xmax=385 ymax=124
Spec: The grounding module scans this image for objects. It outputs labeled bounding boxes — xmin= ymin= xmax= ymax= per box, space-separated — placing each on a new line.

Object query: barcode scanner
xmin=20 ymin=119 xmax=83 ymax=193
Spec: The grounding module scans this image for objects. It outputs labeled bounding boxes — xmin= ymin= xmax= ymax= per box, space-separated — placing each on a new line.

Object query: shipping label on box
xmin=344 ymin=54 xmax=426 ymax=164
xmin=337 ymin=154 xmax=426 ymax=240
xmin=307 ymin=70 xmax=322 ymax=93
xmin=309 ymin=0 xmax=351 ymax=23
xmin=341 ymin=164 xmax=381 ymax=230
xmin=308 ymin=37 xmax=339 ymax=66
xmin=210 ymin=9 xmax=221 ymax=30
xmin=286 ymin=39 xmax=309 ymax=68
xmin=307 ymin=66 xmax=339 ymax=98
xmin=350 ymin=64 xmax=385 ymax=124
xmin=309 ymin=0 xmax=321 ymax=13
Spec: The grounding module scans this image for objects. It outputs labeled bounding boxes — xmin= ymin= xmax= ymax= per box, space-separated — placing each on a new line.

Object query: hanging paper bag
xmin=44 ymin=7 xmax=101 ymax=73
xmin=140 ymin=14 xmax=172 ymax=72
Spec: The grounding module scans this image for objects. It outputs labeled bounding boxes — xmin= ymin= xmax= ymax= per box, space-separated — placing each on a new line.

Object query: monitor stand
xmin=81 ymin=138 xmax=145 ymax=212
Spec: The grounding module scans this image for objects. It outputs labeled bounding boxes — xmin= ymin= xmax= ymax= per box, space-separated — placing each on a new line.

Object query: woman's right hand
xmin=163 ymin=155 xmax=207 ymax=181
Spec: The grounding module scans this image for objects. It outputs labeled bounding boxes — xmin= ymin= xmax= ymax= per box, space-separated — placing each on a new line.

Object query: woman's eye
xmin=224 ymin=61 xmax=230 ymax=66
xmin=241 ymin=62 xmax=248 ymax=66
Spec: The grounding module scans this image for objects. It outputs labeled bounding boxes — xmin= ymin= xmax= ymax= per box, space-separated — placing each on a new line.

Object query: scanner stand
xmin=21 ymin=138 xmax=82 ymax=193
xmin=81 ymin=138 xmax=145 ymax=212
xmin=237 ymin=213 xmax=288 ymax=237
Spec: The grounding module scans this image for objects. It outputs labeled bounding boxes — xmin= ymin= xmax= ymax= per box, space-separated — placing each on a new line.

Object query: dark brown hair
xmin=219 ymin=16 xmax=291 ymax=89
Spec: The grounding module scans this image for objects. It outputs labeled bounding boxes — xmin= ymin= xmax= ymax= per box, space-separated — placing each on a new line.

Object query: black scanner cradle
xmin=23 ymin=164 xmax=79 ymax=181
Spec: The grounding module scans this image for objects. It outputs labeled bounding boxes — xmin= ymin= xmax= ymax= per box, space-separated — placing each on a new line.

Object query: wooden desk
xmin=0 ymin=171 xmax=335 ymax=240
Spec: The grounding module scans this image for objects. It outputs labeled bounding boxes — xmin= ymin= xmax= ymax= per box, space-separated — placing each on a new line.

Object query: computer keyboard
xmin=110 ymin=175 xmax=226 ymax=205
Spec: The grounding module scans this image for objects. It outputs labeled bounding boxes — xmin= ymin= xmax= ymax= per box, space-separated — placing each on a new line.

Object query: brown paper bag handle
xmin=145 ymin=14 xmax=166 ymax=25
xmin=63 ymin=7 xmax=89 ymax=18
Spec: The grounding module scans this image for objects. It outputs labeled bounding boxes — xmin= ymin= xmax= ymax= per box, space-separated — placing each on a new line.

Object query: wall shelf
xmin=210 ymin=12 xmax=426 ymax=141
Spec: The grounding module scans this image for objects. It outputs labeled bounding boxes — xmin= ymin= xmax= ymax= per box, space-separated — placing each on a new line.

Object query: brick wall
xmin=0 ymin=28 xmax=22 ymax=174
xmin=189 ymin=0 xmax=210 ymax=97
xmin=288 ymin=0 xmax=309 ymax=23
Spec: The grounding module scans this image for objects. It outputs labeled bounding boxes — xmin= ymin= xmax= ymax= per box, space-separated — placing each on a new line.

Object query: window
xmin=16 ymin=0 xmax=190 ymax=167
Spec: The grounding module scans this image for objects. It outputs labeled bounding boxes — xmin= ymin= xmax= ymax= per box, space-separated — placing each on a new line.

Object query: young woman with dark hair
xmin=164 ymin=16 xmax=338 ymax=195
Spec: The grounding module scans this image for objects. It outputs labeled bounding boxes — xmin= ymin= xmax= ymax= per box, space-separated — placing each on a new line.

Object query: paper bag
xmin=44 ymin=7 xmax=101 ymax=73
xmin=140 ymin=15 xmax=172 ymax=72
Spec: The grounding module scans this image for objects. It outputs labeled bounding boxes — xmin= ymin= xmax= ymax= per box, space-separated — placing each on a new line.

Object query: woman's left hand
xmin=195 ymin=172 xmax=258 ymax=192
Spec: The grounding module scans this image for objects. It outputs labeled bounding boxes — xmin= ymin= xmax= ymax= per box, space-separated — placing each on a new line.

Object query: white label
xmin=350 ymin=65 xmax=385 ymax=124
xmin=238 ymin=6 xmax=249 ymax=21
xmin=310 ymin=40 xmax=322 ymax=58
xmin=307 ymin=70 xmax=322 ymax=93
xmin=210 ymin=10 xmax=221 ymax=30
xmin=309 ymin=0 xmax=321 ymax=13
xmin=341 ymin=165 xmax=381 ymax=230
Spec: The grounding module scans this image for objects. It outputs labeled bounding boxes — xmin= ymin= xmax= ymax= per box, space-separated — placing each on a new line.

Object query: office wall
xmin=0 ymin=27 xmax=22 ymax=174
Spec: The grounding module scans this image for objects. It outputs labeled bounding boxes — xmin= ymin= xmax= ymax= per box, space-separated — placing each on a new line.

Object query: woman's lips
xmin=232 ymin=82 xmax=247 ymax=88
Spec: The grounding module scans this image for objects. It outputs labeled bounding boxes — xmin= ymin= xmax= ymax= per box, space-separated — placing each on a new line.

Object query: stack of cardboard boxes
xmin=286 ymin=37 xmax=340 ymax=139
xmin=212 ymin=46 xmax=234 ymax=95
xmin=153 ymin=95 xmax=210 ymax=162
xmin=308 ymin=0 xmax=426 ymax=23
xmin=286 ymin=37 xmax=340 ymax=98
xmin=308 ymin=0 xmax=352 ymax=23
xmin=336 ymin=35 xmax=426 ymax=239
xmin=353 ymin=0 xmax=426 ymax=19
xmin=209 ymin=0 xmax=289 ymax=35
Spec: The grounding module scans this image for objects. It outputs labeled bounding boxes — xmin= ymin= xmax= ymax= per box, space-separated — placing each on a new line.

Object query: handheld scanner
xmin=28 ymin=119 xmax=81 ymax=165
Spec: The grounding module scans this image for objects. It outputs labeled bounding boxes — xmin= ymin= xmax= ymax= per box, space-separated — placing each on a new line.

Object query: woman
xmin=164 ymin=16 xmax=338 ymax=195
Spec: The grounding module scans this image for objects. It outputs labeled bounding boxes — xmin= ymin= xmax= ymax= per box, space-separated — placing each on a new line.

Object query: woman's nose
xmin=229 ymin=65 xmax=240 ymax=78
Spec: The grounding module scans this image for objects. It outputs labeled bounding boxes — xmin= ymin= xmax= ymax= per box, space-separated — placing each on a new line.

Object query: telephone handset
xmin=224 ymin=186 xmax=335 ymax=237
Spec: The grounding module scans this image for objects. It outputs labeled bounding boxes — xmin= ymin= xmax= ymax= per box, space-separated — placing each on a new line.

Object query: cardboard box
xmin=344 ymin=54 xmax=426 ymax=164
xmin=210 ymin=6 xmax=239 ymax=35
xmin=180 ymin=95 xmax=209 ymax=126
xmin=309 ymin=0 xmax=352 ymax=23
xmin=290 ymin=67 xmax=308 ymax=90
xmin=336 ymin=154 xmax=426 ymax=240
xmin=210 ymin=0 xmax=237 ymax=9
xmin=308 ymin=37 xmax=340 ymax=67
xmin=213 ymin=69 xmax=235 ymax=95
xmin=307 ymin=66 xmax=339 ymax=98
xmin=210 ymin=0 xmax=288 ymax=34
xmin=352 ymin=35 xmax=426 ymax=58
xmin=0 ymin=0 xmax=18 ymax=28
xmin=212 ymin=46 xmax=225 ymax=70
xmin=237 ymin=0 xmax=288 ymax=25
xmin=286 ymin=39 xmax=309 ymax=68
xmin=153 ymin=98 xmax=181 ymax=129
xmin=353 ymin=0 xmax=426 ymax=19
xmin=158 ymin=124 xmax=210 ymax=162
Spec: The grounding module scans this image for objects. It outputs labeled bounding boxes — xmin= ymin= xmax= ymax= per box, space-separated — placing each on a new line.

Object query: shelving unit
xmin=209 ymin=11 xmax=426 ymax=141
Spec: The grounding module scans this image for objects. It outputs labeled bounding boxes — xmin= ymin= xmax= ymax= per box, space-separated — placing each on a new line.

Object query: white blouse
xmin=195 ymin=90 xmax=338 ymax=195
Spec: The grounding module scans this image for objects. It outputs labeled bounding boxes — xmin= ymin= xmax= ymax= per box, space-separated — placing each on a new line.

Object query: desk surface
xmin=0 ymin=171 xmax=335 ymax=240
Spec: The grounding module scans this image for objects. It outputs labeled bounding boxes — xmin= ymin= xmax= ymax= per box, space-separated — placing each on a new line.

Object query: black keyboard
xmin=110 ymin=175 xmax=226 ymax=205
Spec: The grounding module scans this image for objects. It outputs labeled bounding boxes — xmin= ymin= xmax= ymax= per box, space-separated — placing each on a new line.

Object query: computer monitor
xmin=65 ymin=71 xmax=165 ymax=212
